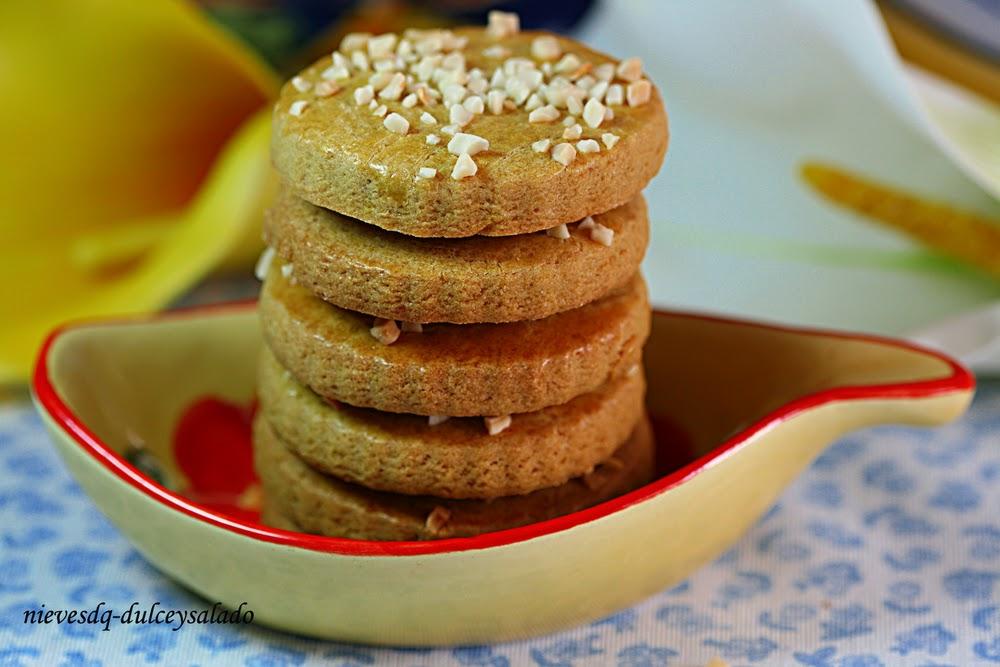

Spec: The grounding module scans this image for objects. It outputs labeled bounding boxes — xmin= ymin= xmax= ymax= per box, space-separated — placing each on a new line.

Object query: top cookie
xmin=271 ymin=14 xmax=669 ymax=237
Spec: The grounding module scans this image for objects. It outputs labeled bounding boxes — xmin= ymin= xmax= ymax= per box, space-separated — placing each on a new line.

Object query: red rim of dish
xmin=32 ymin=301 xmax=974 ymax=557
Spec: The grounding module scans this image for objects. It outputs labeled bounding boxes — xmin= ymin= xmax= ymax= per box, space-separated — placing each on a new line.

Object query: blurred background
xmin=1 ymin=0 xmax=999 ymax=388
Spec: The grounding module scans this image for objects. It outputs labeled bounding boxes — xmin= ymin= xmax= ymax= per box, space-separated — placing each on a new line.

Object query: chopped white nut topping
xmin=589 ymin=80 xmax=609 ymax=103
xmin=340 ymin=32 xmax=370 ymax=52
xmin=524 ymin=93 xmax=543 ymax=111
xmin=554 ymin=53 xmax=581 ymax=74
xmin=351 ymin=50 xmax=370 ymax=71
xmin=602 ymin=132 xmax=620 ymax=149
xmin=425 ymin=506 xmax=451 ymax=533
xmin=627 ymin=79 xmax=651 ymax=106
xmin=378 ymin=72 xmax=406 ymax=100
xmin=562 ymin=123 xmax=582 ymax=140
xmin=280 ymin=262 xmax=294 ymax=279
xmin=353 ymin=85 xmax=374 ymax=105
xmin=447 ymin=132 xmax=489 ymax=156
xmin=367 ymin=33 xmax=398 ymax=59
xmin=566 ymin=94 xmax=583 ymax=116
xmin=528 ymin=104 xmax=560 ymax=123
xmin=370 ymin=318 xmax=401 ymax=345
xmin=551 ymin=142 xmax=576 ymax=166
xmin=383 ymin=112 xmax=409 ymax=134
xmin=578 ymin=139 xmax=600 ymax=154
xmin=487 ymin=90 xmax=506 ymax=115
xmin=451 ymin=152 xmax=477 ymax=179
xmin=484 ymin=415 xmax=512 ymax=436
xmin=547 ymin=223 xmax=570 ymax=239
xmin=254 ymin=247 xmax=275 ymax=281
xmin=426 ymin=133 xmax=441 ymax=145
xmin=428 ymin=415 xmax=450 ymax=426
xmin=449 ymin=103 xmax=473 ymax=127
xmin=594 ymin=62 xmax=615 ymax=82
xmin=420 ymin=111 xmax=437 ymax=125
xmin=321 ymin=64 xmax=350 ymax=81
xmin=563 ymin=115 xmax=577 ymax=127
xmin=605 ymin=83 xmax=624 ymax=106
xmin=462 ymin=95 xmax=484 ymax=114
xmin=590 ymin=222 xmax=615 ymax=246
xmin=291 ymin=76 xmax=311 ymax=92
xmin=415 ymin=167 xmax=437 ymax=180
xmin=372 ymin=104 xmax=388 ymax=117
xmin=442 ymin=83 xmax=467 ymax=106
xmin=332 ymin=51 xmax=350 ymax=69
xmin=486 ymin=10 xmax=520 ymax=38
xmin=482 ymin=44 xmax=510 ymax=59
xmin=616 ymin=57 xmax=643 ymax=82
xmin=314 ymin=81 xmax=340 ymax=97
xmin=368 ymin=99 xmax=378 ymax=110
xmin=582 ymin=98 xmax=605 ymax=128
xmin=605 ymin=107 xmax=615 ymax=121
xmin=288 ymin=100 xmax=308 ymax=117
xmin=532 ymin=138 xmax=551 ymax=153
xmin=401 ymin=320 xmax=424 ymax=332
xmin=531 ymin=36 xmax=562 ymax=61
xmin=578 ymin=215 xmax=596 ymax=231
xmin=440 ymin=123 xmax=458 ymax=135
xmin=402 ymin=92 xmax=418 ymax=108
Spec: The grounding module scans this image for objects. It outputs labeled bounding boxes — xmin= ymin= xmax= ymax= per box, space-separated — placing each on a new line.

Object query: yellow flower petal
xmin=0 ymin=1 xmax=279 ymax=383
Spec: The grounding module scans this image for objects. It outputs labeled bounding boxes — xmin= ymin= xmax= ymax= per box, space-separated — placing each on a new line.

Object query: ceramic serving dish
xmin=32 ymin=303 xmax=973 ymax=644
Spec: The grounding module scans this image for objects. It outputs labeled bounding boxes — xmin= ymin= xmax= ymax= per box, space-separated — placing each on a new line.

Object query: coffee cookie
xmin=258 ymin=345 xmax=645 ymax=499
xmin=254 ymin=414 xmax=655 ymax=540
xmin=259 ymin=263 xmax=649 ymax=416
xmin=264 ymin=188 xmax=648 ymax=324
xmin=271 ymin=24 xmax=668 ymax=237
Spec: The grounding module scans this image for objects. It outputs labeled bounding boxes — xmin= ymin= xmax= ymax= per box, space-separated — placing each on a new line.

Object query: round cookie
xmin=259 ymin=262 xmax=650 ymax=417
xmin=254 ymin=414 xmax=655 ymax=540
xmin=264 ymin=188 xmax=648 ymax=324
xmin=271 ymin=26 xmax=668 ymax=237
xmin=258 ymin=345 xmax=645 ymax=499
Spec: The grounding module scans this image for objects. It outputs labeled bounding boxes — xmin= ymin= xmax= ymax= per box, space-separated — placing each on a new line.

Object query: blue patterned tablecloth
xmin=1 ymin=381 xmax=999 ymax=667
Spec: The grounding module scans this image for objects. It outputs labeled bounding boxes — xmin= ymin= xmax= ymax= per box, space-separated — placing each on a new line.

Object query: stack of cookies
xmin=254 ymin=11 xmax=669 ymax=540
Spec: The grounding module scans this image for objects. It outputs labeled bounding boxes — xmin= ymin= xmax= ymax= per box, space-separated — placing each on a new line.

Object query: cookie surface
xmin=259 ymin=263 xmax=650 ymax=416
xmin=265 ymin=188 xmax=648 ymax=324
xmin=258 ymin=345 xmax=645 ymax=499
xmin=271 ymin=27 xmax=668 ymax=237
xmin=254 ymin=414 xmax=655 ymax=540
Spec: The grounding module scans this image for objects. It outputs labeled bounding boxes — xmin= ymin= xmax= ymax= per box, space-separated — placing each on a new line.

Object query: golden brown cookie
xmin=264 ymin=188 xmax=648 ymax=324
xmin=259 ymin=263 xmax=650 ymax=416
xmin=254 ymin=413 xmax=655 ymax=540
xmin=271 ymin=25 xmax=668 ymax=237
xmin=258 ymin=345 xmax=645 ymax=499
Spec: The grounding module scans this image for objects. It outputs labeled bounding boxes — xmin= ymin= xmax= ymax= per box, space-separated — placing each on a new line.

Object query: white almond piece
xmin=577 ymin=138 xmax=600 ymax=153
xmin=440 ymin=124 xmax=458 ymax=136
xmin=281 ymin=262 xmax=294 ymax=279
xmin=291 ymin=76 xmax=311 ymax=92
xmin=415 ymin=168 xmax=436 ymax=180
xmin=616 ymin=57 xmax=643 ymax=82
xmin=528 ymin=104 xmax=559 ymax=123
xmin=566 ymin=95 xmax=583 ymax=116
xmin=340 ymin=32 xmax=371 ymax=52
xmin=627 ymin=79 xmax=652 ymax=107
xmin=601 ymin=132 xmax=620 ymax=149
xmin=551 ymin=142 xmax=576 ymax=166
xmin=532 ymin=138 xmax=551 ymax=153
xmin=368 ymin=99 xmax=378 ymax=110
xmin=594 ymin=62 xmax=615 ymax=82
xmin=367 ymin=33 xmax=398 ymax=59
xmin=462 ymin=95 xmax=484 ymax=114
xmin=378 ymin=72 xmax=406 ymax=100
xmin=562 ymin=123 xmax=582 ymax=140
xmin=321 ymin=65 xmax=350 ymax=81
xmin=590 ymin=223 xmax=615 ymax=246
xmin=288 ymin=100 xmax=308 ymax=117
xmin=372 ymin=104 xmax=388 ymax=117
xmin=451 ymin=153 xmax=478 ymax=179
xmin=524 ymin=93 xmax=543 ymax=111
xmin=428 ymin=415 xmax=450 ymax=426
xmin=353 ymin=85 xmax=374 ymax=106
xmin=383 ymin=112 xmax=409 ymax=134
xmin=314 ymin=81 xmax=340 ymax=97
xmin=487 ymin=90 xmax=506 ymax=115
xmin=589 ymin=80 xmax=609 ymax=103
xmin=482 ymin=45 xmax=510 ymax=59
xmin=254 ymin=247 xmax=275 ymax=281
xmin=563 ymin=115 xmax=577 ymax=127
xmin=554 ymin=53 xmax=581 ymax=74
xmin=578 ymin=215 xmax=596 ymax=231
xmin=605 ymin=84 xmax=624 ymax=106
xmin=351 ymin=50 xmax=370 ymax=72
xmin=449 ymin=103 xmax=473 ymax=127
xmin=447 ymin=132 xmax=489 ymax=156
xmin=582 ymin=98 xmax=605 ymax=129
xmin=402 ymin=93 xmax=418 ymax=108
xmin=442 ymin=83 xmax=467 ymax=106
xmin=546 ymin=223 xmax=570 ymax=239
xmin=486 ymin=10 xmax=520 ymax=38
xmin=484 ymin=415 xmax=512 ymax=436
xmin=426 ymin=133 xmax=441 ymax=145
xmin=420 ymin=111 xmax=437 ymax=125
xmin=370 ymin=318 xmax=400 ymax=345
xmin=531 ymin=36 xmax=561 ymax=61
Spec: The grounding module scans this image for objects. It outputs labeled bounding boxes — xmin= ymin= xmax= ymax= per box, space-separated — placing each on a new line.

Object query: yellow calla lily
xmin=0 ymin=1 xmax=280 ymax=383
